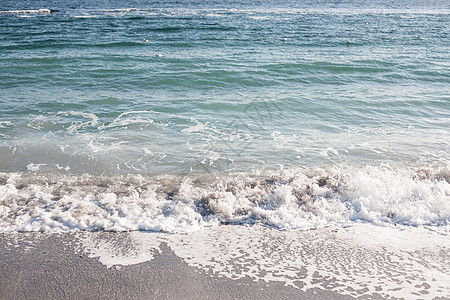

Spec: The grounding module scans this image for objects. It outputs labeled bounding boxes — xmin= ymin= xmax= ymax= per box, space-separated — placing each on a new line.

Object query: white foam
xmin=181 ymin=118 xmax=206 ymax=133
xmin=78 ymin=224 xmax=450 ymax=299
xmin=80 ymin=232 xmax=161 ymax=268
xmin=55 ymin=164 xmax=70 ymax=171
xmin=72 ymin=15 xmax=100 ymax=18
xmin=0 ymin=165 xmax=449 ymax=233
xmin=26 ymin=163 xmax=45 ymax=172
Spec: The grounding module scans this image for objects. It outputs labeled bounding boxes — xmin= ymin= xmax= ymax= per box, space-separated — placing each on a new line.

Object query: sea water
xmin=0 ymin=0 xmax=449 ymax=232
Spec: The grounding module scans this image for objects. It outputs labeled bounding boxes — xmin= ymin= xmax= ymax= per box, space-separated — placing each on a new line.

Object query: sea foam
xmin=0 ymin=164 xmax=448 ymax=232
xmin=77 ymin=224 xmax=450 ymax=299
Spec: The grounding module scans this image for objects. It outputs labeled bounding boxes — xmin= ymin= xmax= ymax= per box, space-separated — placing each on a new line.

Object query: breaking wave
xmin=1 ymin=164 xmax=449 ymax=232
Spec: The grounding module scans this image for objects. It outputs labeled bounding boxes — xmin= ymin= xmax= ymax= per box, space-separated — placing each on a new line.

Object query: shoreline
xmin=1 ymin=224 xmax=449 ymax=299
xmin=1 ymin=232 xmax=353 ymax=300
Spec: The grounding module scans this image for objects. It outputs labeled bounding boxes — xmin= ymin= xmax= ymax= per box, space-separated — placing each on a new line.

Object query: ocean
xmin=0 ymin=0 xmax=449 ymax=233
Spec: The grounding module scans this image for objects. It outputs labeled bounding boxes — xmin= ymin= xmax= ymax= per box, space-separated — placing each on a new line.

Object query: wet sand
xmin=1 ymin=225 xmax=449 ymax=299
xmin=0 ymin=233 xmax=352 ymax=300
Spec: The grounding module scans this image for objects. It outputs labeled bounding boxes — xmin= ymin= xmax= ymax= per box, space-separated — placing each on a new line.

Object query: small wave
xmin=0 ymin=9 xmax=51 ymax=14
xmin=56 ymin=111 xmax=99 ymax=133
xmin=96 ymin=8 xmax=149 ymax=13
xmin=98 ymin=110 xmax=166 ymax=130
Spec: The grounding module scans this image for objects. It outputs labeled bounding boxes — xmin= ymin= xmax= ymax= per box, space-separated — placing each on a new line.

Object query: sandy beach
xmin=0 ymin=234 xmax=346 ymax=300
xmin=1 ymin=225 xmax=449 ymax=300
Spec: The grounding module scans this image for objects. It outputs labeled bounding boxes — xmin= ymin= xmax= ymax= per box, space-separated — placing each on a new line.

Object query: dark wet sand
xmin=0 ymin=233 xmax=356 ymax=300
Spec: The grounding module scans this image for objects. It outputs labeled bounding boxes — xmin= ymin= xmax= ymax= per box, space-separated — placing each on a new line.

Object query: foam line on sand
xmin=1 ymin=224 xmax=449 ymax=299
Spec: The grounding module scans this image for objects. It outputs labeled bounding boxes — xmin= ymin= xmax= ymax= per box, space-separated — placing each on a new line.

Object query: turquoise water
xmin=0 ymin=0 xmax=449 ymax=232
